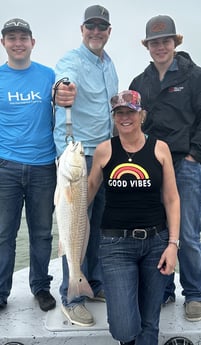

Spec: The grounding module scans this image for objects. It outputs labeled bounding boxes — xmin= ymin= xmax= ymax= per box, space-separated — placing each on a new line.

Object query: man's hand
xmin=53 ymin=82 xmax=77 ymax=107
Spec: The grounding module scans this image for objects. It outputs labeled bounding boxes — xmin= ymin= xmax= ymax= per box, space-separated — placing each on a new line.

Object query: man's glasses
xmin=84 ymin=22 xmax=110 ymax=31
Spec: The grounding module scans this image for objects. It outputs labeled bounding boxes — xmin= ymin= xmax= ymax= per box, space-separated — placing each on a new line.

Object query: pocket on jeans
xmin=100 ymin=235 xmax=122 ymax=247
xmin=156 ymin=229 xmax=169 ymax=244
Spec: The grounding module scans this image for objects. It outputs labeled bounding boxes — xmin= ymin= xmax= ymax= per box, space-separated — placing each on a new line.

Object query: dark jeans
xmin=100 ymin=229 xmax=169 ymax=345
xmin=0 ymin=159 xmax=56 ymax=301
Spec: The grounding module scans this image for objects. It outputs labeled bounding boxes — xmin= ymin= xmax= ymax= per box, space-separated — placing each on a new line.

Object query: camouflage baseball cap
xmin=111 ymin=90 xmax=142 ymax=112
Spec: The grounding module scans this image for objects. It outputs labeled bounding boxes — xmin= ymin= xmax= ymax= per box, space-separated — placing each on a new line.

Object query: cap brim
xmin=144 ymin=33 xmax=177 ymax=42
xmin=112 ymin=104 xmax=141 ymax=112
xmin=142 ymin=34 xmax=183 ymax=47
xmin=83 ymin=17 xmax=110 ymax=24
xmin=1 ymin=27 xmax=32 ymax=35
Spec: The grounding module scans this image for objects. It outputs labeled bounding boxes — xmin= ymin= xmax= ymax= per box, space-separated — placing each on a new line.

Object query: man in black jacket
xmin=129 ymin=14 xmax=201 ymax=322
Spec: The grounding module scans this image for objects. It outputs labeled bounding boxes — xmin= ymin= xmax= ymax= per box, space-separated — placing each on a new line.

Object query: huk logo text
xmin=8 ymin=91 xmax=42 ymax=101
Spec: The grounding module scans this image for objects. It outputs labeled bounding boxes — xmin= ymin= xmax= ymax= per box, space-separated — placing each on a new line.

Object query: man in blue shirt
xmin=0 ymin=18 xmax=56 ymax=311
xmin=54 ymin=4 xmax=118 ymax=326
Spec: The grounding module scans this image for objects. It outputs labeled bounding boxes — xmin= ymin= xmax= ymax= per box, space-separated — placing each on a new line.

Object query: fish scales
xmin=54 ymin=141 xmax=93 ymax=303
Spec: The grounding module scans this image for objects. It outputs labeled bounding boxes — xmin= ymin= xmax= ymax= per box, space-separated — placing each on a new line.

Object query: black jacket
xmin=129 ymin=51 xmax=201 ymax=163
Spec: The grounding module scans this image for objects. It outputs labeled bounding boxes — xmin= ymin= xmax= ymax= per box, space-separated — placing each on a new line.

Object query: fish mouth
xmin=69 ymin=142 xmax=85 ymax=156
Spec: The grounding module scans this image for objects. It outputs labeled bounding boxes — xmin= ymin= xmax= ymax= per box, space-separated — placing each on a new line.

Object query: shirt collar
xmin=80 ymin=43 xmax=107 ymax=65
xmin=167 ymin=58 xmax=178 ymax=72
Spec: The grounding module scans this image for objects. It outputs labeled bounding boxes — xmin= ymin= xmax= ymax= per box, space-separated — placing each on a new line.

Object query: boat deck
xmin=0 ymin=258 xmax=201 ymax=345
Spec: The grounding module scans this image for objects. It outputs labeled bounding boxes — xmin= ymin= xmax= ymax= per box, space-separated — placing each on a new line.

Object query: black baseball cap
xmin=1 ymin=18 xmax=32 ymax=36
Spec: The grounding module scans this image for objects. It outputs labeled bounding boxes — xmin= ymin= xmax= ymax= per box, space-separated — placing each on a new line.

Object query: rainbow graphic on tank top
xmin=110 ymin=163 xmax=149 ymax=180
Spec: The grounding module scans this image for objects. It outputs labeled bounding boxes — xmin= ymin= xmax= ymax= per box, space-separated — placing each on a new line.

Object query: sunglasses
xmin=84 ymin=22 xmax=110 ymax=31
xmin=5 ymin=21 xmax=29 ymax=29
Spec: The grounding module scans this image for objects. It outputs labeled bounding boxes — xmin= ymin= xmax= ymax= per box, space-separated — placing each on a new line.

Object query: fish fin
xmin=80 ymin=217 xmax=90 ymax=264
xmin=64 ymin=185 xmax=73 ymax=203
xmin=67 ymin=272 xmax=94 ymax=303
xmin=58 ymin=241 xmax=65 ymax=257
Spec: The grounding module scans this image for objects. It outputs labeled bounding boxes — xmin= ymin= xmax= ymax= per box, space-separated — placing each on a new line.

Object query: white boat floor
xmin=0 ymin=258 xmax=201 ymax=345
xmin=46 ymin=300 xmax=108 ymax=332
xmin=159 ymin=273 xmax=201 ymax=344
xmin=0 ymin=258 xmax=117 ymax=345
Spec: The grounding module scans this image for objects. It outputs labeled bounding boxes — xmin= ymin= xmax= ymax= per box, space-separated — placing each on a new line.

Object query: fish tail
xmin=67 ymin=273 xmax=94 ymax=303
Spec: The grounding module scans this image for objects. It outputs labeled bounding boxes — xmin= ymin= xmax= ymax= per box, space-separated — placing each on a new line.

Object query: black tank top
xmin=101 ymin=135 xmax=166 ymax=229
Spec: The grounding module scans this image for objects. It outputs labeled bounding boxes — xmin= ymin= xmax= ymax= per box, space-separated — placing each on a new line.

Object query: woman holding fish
xmin=88 ymin=90 xmax=180 ymax=345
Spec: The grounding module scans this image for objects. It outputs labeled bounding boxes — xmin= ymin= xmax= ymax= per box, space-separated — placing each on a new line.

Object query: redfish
xmin=54 ymin=141 xmax=93 ymax=303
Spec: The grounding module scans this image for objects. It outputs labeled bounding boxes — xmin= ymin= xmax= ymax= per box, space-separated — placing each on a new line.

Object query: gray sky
xmin=0 ymin=0 xmax=200 ymax=89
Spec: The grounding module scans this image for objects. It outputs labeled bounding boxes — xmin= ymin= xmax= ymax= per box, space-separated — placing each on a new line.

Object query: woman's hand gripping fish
xmin=54 ymin=141 xmax=94 ymax=303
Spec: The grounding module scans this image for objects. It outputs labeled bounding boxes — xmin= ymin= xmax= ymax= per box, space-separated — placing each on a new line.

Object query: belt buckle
xmin=132 ymin=228 xmax=147 ymax=240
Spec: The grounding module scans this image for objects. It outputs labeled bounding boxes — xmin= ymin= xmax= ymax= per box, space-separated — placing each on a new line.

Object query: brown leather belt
xmin=102 ymin=223 xmax=166 ymax=240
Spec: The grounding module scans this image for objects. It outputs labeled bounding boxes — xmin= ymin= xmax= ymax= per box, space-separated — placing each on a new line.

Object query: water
xmin=15 ymin=212 xmax=181 ymax=272
xmin=15 ymin=211 xmax=59 ymax=271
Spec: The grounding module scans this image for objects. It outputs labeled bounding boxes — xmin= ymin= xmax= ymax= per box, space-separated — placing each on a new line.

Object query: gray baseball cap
xmin=1 ymin=18 xmax=32 ymax=36
xmin=144 ymin=15 xmax=177 ymax=42
xmin=83 ymin=5 xmax=110 ymax=24
xmin=142 ymin=15 xmax=183 ymax=47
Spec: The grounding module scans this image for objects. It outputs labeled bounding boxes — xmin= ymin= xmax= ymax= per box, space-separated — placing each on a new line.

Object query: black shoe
xmin=162 ymin=294 xmax=176 ymax=306
xmin=0 ymin=300 xmax=7 ymax=309
xmin=35 ymin=290 xmax=56 ymax=311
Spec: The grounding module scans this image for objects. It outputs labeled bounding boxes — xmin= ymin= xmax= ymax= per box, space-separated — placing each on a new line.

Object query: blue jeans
xmin=60 ymin=155 xmax=104 ymax=306
xmin=164 ymin=159 xmax=201 ymax=302
xmin=100 ymin=229 xmax=169 ymax=345
xmin=177 ymin=159 xmax=201 ymax=301
xmin=0 ymin=159 xmax=56 ymax=301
